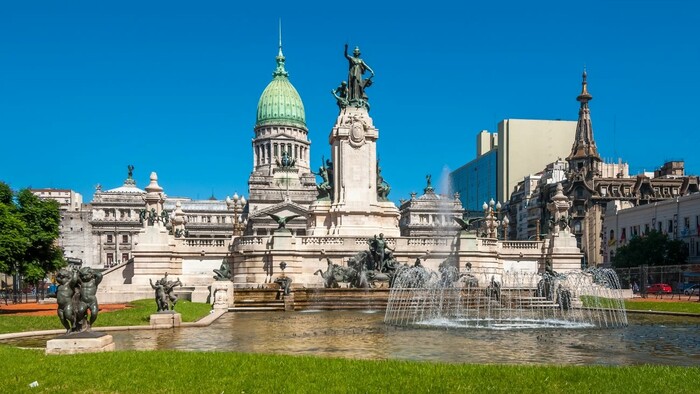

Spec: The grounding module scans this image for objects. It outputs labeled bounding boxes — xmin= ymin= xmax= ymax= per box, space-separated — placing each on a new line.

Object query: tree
xmin=612 ymin=229 xmax=689 ymax=268
xmin=0 ymin=182 xmax=64 ymax=285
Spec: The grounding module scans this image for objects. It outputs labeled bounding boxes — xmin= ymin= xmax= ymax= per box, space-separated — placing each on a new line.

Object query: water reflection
xmin=5 ymin=312 xmax=700 ymax=366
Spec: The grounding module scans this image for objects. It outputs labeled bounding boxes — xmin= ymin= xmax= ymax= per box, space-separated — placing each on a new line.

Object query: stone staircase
xmin=230 ymin=288 xmax=391 ymax=312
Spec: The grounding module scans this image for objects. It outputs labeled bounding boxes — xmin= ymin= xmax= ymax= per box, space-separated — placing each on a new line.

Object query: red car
xmin=646 ymin=283 xmax=672 ymax=294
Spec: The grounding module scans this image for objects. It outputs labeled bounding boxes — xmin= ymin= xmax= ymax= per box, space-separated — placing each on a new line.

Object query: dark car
xmin=646 ymin=283 xmax=672 ymax=294
xmin=683 ymin=284 xmax=700 ymax=296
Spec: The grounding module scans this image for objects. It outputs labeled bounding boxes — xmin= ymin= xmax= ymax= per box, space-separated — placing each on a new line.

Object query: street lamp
xmin=482 ymin=199 xmax=509 ymax=239
xmin=226 ymin=193 xmax=247 ymax=237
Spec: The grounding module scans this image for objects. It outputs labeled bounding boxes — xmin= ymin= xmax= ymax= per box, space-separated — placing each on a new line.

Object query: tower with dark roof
xmin=566 ymin=69 xmax=602 ymax=182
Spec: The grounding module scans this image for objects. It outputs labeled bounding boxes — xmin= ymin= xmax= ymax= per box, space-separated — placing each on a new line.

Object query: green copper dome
xmin=256 ymin=47 xmax=306 ymax=130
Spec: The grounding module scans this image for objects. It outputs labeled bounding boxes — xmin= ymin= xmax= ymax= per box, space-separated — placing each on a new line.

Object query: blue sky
xmin=1 ymin=1 xmax=699 ymax=205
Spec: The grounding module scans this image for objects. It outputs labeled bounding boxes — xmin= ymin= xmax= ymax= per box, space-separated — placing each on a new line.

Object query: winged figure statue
xmin=266 ymin=213 xmax=303 ymax=229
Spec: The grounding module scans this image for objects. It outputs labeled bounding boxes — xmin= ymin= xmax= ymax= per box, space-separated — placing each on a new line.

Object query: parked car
xmin=683 ymin=284 xmax=700 ymax=296
xmin=646 ymin=283 xmax=672 ymax=294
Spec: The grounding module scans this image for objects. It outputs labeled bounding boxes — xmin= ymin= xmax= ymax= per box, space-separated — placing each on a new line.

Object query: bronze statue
xmin=344 ymin=44 xmax=374 ymax=106
xmin=150 ymin=273 xmax=182 ymax=311
xmin=313 ymin=157 xmax=334 ymax=200
xmin=266 ymin=213 xmax=302 ymax=230
xmin=452 ymin=217 xmax=482 ymax=232
xmin=127 ymin=164 xmax=134 ymax=179
xmin=314 ymin=258 xmax=341 ymax=288
xmin=369 ymin=233 xmax=393 ymax=272
xmin=376 ymin=161 xmax=391 ymax=201
xmin=278 ymin=149 xmax=295 ymax=168
xmin=77 ymin=267 xmax=103 ymax=328
xmin=55 ymin=267 xmax=103 ymax=334
xmin=56 ymin=269 xmax=78 ymax=333
xmin=213 ymin=260 xmax=232 ymax=281
xmin=332 ymin=81 xmax=348 ymax=108
xmin=274 ymin=276 xmax=293 ymax=297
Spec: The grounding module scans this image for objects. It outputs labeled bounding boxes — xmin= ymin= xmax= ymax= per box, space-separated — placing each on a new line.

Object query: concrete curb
xmin=0 ymin=309 xmax=226 ymax=341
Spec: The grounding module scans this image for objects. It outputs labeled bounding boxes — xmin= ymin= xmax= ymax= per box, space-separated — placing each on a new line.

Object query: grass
xmin=624 ymin=300 xmax=700 ymax=314
xmin=0 ymin=299 xmax=211 ymax=334
xmin=0 ymin=346 xmax=697 ymax=393
xmin=579 ymin=295 xmax=700 ymax=314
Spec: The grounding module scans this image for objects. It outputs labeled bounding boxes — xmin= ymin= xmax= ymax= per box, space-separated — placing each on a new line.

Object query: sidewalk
xmin=0 ymin=302 xmax=129 ymax=316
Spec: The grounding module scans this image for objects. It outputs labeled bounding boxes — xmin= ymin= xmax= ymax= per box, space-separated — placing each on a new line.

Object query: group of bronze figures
xmin=314 ymin=233 xmax=413 ymax=289
xmin=55 ymin=267 xmax=103 ymax=334
xmin=149 ymin=273 xmax=182 ymax=312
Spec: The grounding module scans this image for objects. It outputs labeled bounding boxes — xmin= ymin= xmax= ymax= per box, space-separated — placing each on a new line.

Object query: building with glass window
xmin=450 ymin=119 xmax=577 ymax=213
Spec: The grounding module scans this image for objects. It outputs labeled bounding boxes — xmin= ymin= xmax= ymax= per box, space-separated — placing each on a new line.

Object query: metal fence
xmin=1 ymin=289 xmax=48 ymax=305
xmin=613 ymin=264 xmax=700 ymax=294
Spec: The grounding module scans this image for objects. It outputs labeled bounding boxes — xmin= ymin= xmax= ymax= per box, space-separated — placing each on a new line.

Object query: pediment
xmin=248 ymin=201 xmax=309 ymax=219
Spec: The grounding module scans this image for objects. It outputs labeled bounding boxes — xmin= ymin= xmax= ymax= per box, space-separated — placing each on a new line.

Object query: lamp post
xmin=482 ymin=199 xmax=509 ymax=239
xmin=482 ymin=199 xmax=500 ymax=238
xmin=226 ymin=193 xmax=247 ymax=237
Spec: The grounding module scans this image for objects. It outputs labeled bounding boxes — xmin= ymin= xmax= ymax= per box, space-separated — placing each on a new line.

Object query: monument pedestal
xmin=211 ymin=281 xmax=234 ymax=309
xmin=149 ymin=311 xmax=182 ymax=328
xmin=550 ymin=231 xmax=584 ymax=272
xmin=46 ymin=332 xmax=115 ymax=355
xmin=308 ymin=106 xmax=400 ymax=237
xmin=283 ymin=293 xmax=295 ymax=311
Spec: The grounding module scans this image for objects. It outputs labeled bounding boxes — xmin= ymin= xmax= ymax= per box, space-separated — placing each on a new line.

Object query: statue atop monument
xmin=376 ymin=160 xmax=391 ymax=201
xmin=341 ymin=43 xmax=374 ymax=109
xmin=313 ymin=157 xmax=334 ymax=200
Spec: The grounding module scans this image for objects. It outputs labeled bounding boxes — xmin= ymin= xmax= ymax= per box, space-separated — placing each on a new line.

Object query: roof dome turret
xmin=255 ymin=45 xmax=306 ymax=130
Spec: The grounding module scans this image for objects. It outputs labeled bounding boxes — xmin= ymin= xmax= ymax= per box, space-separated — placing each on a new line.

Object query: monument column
xmin=308 ymin=44 xmax=399 ymax=237
xmin=131 ymin=172 xmax=180 ymax=284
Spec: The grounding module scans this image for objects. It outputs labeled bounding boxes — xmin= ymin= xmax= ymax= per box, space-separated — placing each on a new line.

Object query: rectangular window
xmin=106 ymin=253 xmax=113 ymax=264
xmin=121 ymin=253 xmax=129 ymax=262
xmin=107 ymin=234 xmax=113 ymax=243
xmin=122 ymin=234 xmax=129 ymax=243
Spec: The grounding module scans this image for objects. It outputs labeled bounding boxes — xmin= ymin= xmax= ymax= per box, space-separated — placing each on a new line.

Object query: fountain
xmin=384 ymin=266 xmax=628 ymax=329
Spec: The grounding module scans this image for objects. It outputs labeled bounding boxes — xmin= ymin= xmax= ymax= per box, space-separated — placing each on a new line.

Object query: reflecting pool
xmin=7 ymin=311 xmax=700 ymax=366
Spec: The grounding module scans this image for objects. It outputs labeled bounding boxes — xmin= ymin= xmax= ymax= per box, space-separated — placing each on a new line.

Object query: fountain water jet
xmin=384 ymin=267 xmax=627 ymax=330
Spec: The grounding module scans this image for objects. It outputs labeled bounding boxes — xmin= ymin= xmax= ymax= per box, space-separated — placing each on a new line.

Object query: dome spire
xmin=273 ymin=19 xmax=288 ymax=78
xmin=256 ymin=21 xmax=306 ymax=130
xmin=577 ymin=66 xmax=592 ymax=103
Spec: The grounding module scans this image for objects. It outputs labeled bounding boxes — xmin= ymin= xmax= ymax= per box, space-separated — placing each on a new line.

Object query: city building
xmin=245 ymin=40 xmax=318 ymax=236
xmin=30 ymin=188 xmax=83 ymax=211
xmin=450 ymin=119 xmax=576 ymax=212
xmin=507 ymin=71 xmax=699 ymax=266
xmin=398 ymin=177 xmax=464 ymax=237
xmin=603 ymin=192 xmax=700 ymax=264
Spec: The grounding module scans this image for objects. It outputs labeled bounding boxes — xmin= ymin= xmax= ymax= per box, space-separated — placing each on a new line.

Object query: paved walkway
xmin=0 ymin=302 xmax=129 ymax=316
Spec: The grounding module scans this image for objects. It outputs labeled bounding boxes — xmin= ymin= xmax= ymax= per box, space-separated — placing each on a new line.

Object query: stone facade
xmin=603 ymin=191 xmax=700 ymax=265
xmin=399 ymin=180 xmax=464 ymax=237
xmin=52 ymin=45 xmax=590 ymax=305
xmin=507 ymin=71 xmax=700 ymax=266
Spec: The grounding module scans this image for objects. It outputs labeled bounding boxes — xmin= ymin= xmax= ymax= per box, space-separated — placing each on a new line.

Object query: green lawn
xmin=0 ymin=299 xmax=211 ymax=334
xmin=625 ymin=299 xmax=700 ymax=314
xmin=0 ymin=346 xmax=697 ymax=393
